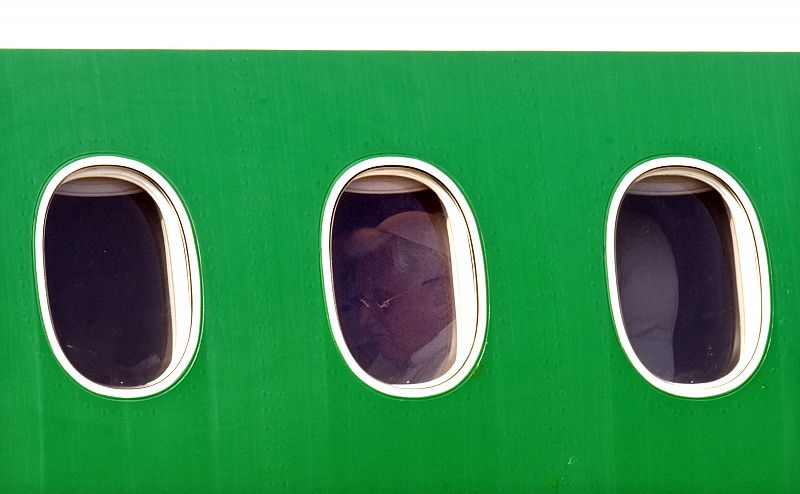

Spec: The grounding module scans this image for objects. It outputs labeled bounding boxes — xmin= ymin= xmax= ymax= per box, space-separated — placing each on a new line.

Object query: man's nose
xmin=358 ymin=302 xmax=377 ymax=327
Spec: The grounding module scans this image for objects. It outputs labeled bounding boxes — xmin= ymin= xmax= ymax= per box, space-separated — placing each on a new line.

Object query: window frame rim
xmin=35 ymin=155 xmax=201 ymax=399
xmin=606 ymin=156 xmax=770 ymax=398
xmin=321 ymin=156 xmax=487 ymax=398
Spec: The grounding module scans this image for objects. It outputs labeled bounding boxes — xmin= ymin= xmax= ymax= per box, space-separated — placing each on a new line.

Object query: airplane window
xmin=616 ymin=180 xmax=737 ymax=383
xmin=45 ymin=179 xmax=171 ymax=387
xmin=332 ymin=184 xmax=455 ymax=385
xmin=608 ymin=158 xmax=770 ymax=397
xmin=36 ymin=157 xmax=201 ymax=398
xmin=322 ymin=157 xmax=486 ymax=398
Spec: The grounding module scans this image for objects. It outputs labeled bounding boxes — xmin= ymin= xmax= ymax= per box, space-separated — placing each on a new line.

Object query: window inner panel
xmin=44 ymin=178 xmax=172 ymax=387
xmin=331 ymin=179 xmax=456 ymax=385
xmin=616 ymin=187 xmax=738 ymax=384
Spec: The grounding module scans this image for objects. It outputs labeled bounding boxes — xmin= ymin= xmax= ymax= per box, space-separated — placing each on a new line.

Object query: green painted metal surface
xmin=1 ymin=52 xmax=798 ymax=492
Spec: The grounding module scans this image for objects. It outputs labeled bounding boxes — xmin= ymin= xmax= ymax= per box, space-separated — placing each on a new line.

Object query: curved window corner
xmin=321 ymin=157 xmax=486 ymax=398
xmin=35 ymin=156 xmax=201 ymax=399
xmin=607 ymin=157 xmax=770 ymax=398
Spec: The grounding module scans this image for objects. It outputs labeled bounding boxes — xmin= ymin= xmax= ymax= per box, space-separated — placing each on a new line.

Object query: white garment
xmin=366 ymin=324 xmax=455 ymax=384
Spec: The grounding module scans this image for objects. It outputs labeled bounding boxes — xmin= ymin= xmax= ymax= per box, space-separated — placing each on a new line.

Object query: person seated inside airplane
xmin=342 ymin=211 xmax=456 ymax=385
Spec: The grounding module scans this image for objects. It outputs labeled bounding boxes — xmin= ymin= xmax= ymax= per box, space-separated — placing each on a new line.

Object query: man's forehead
xmin=354 ymin=251 xmax=401 ymax=283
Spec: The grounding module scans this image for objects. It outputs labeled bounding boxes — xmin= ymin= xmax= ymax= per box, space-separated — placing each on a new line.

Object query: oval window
xmin=607 ymin=157 xmax=770 ymax=397
xmin=322 ymin=157 xmax=486 ymax=398
xmin=35 ymin=156 xmax=200 ymax=398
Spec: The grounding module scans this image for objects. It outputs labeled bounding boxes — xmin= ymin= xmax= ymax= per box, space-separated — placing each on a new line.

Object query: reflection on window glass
xmin=331 ymin=177 xmax=456 ymax=384
xmin=44 ymin=178 xmax=171 ymax=387
xmin=616 ymin=177 xmax=738 ymax=384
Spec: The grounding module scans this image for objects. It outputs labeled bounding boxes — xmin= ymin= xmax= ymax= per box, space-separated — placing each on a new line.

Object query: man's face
xmin=352 ymin=246 xmax=454 ymax=365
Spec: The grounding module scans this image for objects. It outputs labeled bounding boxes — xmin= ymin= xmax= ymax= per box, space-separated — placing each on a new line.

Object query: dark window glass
xmin=331 ymin=177 xmax=456 ymax=385
xmin=44 ymin=179 xmax=171 ymax=387
xmin=616 ymin=183 xmax=738 ymax=383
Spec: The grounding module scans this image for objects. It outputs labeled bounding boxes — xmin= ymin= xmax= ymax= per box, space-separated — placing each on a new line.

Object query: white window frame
xmin=321 ymin=156 xmax=487 ymax=398
xmin=606 ymin=156 xmax=770 ymax=398
xmin=35 ymin=155 xmax=201 ymax=398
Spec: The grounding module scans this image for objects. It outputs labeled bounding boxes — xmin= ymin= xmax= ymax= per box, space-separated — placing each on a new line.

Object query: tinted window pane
xmin=331 ymin=181 xmax=456 ymax=384
xmin=616 ymin=188 xmax=738 ymax=383
xmin=44 ymin=180 xmax=171 ymax=387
